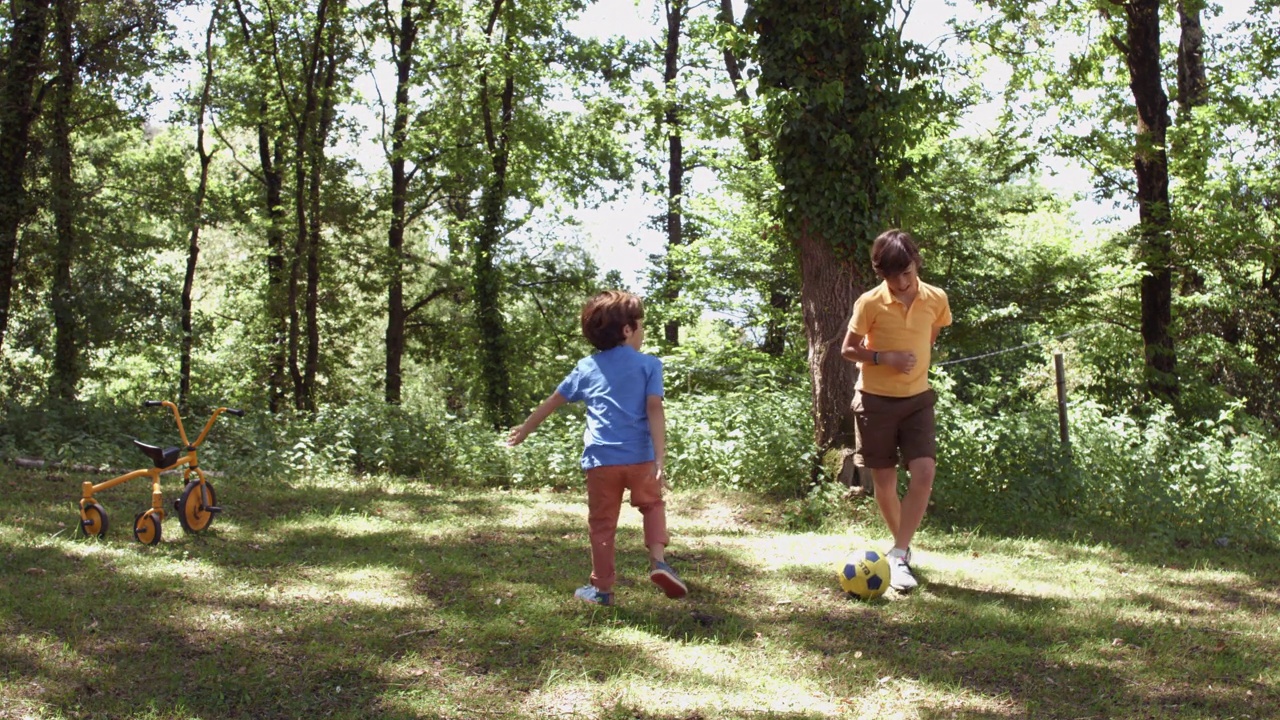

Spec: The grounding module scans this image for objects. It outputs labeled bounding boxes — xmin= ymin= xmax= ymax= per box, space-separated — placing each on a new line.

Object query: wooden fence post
xmin=1055 ymin=352 xmax=1069 ymax=446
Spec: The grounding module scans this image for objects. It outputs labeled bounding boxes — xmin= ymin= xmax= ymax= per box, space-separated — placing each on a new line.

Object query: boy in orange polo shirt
xmin=841 ymin=229 xmax=952 ymax=591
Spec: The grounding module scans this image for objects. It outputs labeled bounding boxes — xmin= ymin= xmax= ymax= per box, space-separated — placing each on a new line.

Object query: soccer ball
xmin=838 ymin=549 xmax=890 ymax=599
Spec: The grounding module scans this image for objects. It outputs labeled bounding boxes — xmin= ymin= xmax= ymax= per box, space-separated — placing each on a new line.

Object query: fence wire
xmin=935 ymin=323 xmax=1105 ymax=368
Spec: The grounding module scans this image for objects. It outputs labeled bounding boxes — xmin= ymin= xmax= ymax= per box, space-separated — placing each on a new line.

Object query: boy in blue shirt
xmin=507 ymin=290 xmax=688 ymax=606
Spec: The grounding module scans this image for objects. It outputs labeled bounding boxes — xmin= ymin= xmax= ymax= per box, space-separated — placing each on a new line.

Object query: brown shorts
xmin=851 ymin=388 xmax=938 ymax=469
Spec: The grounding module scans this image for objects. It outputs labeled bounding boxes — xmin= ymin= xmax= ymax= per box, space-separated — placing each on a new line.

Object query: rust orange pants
xmin=585 ymin=461 xmax=668 ymax=592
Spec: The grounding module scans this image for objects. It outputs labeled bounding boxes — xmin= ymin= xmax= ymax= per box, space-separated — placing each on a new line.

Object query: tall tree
xmin=288 ymin=0 xmax=349 ymax=412
xmin=462 ymin=0 xmax=632 ymax=427
xmin=0 ymin=0 xmax=52 ymax=354
xmin=1123 ymin=0 xmax=1178 ymax=402
xmin=473 ymin=0 xmax=516 ymax=428
xmin=381 ymin=0 xmax=425 ymax=405
xmin=715 ymin=0 xmax=792 ymax=356
xmin=971 ymin=0 xmax=1230 ymax=405
xmin=660 ymin=0 xmax=687 ymax=345
xmin=228 ymin=0 xmax=290 ymax=412
xmin=36 ymin=0 xmax=176 ymax=400
xmin=47 ymin=0 xmax=79 ymax=400
xmin=221 ymin=0 xmax=356 ymax=413
xmin=179 ymin=7 xmax=220 ymax=410
xmin=749 ymin=0 xmax=945 ymax=479
xmin=1169 ymin=2 xmax=1280 ymax=423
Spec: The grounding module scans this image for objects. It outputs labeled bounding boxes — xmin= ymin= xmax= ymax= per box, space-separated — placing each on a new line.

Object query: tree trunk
xmin=1176 ymin=1 xmax=1206 ymax=114
xmin=662 ymin=0 xmax=685 ymax=346
xmin=1124 ymin=0 xmax=1178 ymax=402
xmin=261 ymin=132 xmax=288 ymax=413
xmin=0 ymin=0 xmax=52 ymax=353
xmin=1173 ymin=0 xmax=1208 ymax=297
xmin=302 ymin=34 xmax=341 ymax=414
xmin=385 ymin=0 xmax=419 ymax=405
xmin=474 ymin=0 xmax=515 ymax=429
xmin=762 ymin=277 xmax=793 ymax=356
xmin=796 ymin=228 xmax=864 ymax=456
xmin=288 ymin=0 xmax=336 ymax=413
xmin=180 ymin=10 xmax=218 ymax=411
xmin=48 ymin=0 xmax=79 ymax=402
xmin=717 ymin=0 xmax=762 ymax=162
xmin=233 ymin=0 xmax=289 ymax=413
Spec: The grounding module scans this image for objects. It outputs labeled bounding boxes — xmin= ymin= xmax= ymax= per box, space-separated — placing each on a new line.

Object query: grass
xmin=1 ymin=464 xmax=1278 ymax=720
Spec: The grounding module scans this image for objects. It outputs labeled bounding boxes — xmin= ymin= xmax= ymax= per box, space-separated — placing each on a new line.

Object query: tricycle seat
xmin=133 ymin=441 xmax=181 ymax=469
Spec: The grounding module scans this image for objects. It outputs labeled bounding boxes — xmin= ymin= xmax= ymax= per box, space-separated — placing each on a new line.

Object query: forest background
xmin=1 ymin=0 xmax=1279 ymax=548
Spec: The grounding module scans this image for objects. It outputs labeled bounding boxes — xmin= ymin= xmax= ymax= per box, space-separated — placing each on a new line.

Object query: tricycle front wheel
xmin=175 ymin=480 xmax=218 ymax=534
xmin=133 ymin=510 xmax=162 ymax=545
xmin=79 ymin=502 xmax=109 ymax=538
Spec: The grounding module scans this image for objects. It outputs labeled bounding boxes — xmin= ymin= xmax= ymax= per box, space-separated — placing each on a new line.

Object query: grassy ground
xmin=1 ymin=464 xmax=1277 ymax=720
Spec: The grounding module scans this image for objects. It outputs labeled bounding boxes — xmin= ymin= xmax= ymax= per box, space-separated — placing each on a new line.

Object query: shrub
xmin=932 ymin=389 xmax=1280 ymax=548
xmin=504 ymin=388 xmax=815 ymax=497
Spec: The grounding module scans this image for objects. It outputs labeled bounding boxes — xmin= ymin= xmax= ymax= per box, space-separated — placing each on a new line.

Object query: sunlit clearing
xmin=270 ymin=566 xmax=420 ymax=609
xmin=276 ymin=512 xmax=393 ymax=536
xmin=114 ymin=553 xmax=229 ymax=584
xmin=726 ymin=533 xmax=855 ymax=571
xmin=522 ymin=626 xmax=843 ymax=717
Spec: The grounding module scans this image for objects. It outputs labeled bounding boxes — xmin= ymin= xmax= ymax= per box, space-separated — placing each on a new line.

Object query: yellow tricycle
xmin=77 ymin=400 xmax=244 ymax=545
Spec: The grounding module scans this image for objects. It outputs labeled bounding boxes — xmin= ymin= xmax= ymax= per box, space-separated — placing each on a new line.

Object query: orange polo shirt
xmin=849 ymin=279 xmax=952 ymax=397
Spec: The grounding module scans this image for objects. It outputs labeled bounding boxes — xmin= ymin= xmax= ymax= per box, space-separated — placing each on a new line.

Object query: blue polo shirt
xmin=556 ymin=345 xmax=664 ymax=469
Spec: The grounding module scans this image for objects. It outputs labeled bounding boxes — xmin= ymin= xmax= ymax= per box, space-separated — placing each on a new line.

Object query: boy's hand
xmin=506 ymin=424 xmax=529 ymax=447
xmin=882 ymin=350 xmax=917 ymax=374
xmin=654 ymin=461 xmax=667 ymax=493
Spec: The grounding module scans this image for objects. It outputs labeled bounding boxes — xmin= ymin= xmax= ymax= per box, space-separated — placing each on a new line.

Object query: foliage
xmin=932 ymin=374 xmax=1280 ymax=548
xmin=658 ymin=319 xmax=806 ymax=396
xmin=902 ymin=133 xmax=1109 ymax=403
xmin=749 ymin=0 xmax=951 ymax=256
xmin=506 ymin=384 xmax=814 ymax=497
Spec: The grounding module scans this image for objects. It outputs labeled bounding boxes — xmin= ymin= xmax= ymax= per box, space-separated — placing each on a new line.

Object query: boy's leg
xmin=585 ymin=466 xmax=626 ymax=593
xmin=624 ymin=461 xmax=669 ymax=562
xmin=626 ymin=462 xmax=686 ymax=598
xmin=854 ymin=390 xmax=902 ymax=538
xmin=894 ymin=389 xmax=939 ymax=551
xmin=871 ymin=468 xmax=902 ymax=537
xmin=894 ymin=456 xmax=935 ymax=550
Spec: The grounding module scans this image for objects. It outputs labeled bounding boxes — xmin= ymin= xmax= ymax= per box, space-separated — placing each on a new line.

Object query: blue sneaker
xmin=649 ymin=561 xmax=688 ymax=599
xmin=574 ymin=585 xmax=613 ymax=606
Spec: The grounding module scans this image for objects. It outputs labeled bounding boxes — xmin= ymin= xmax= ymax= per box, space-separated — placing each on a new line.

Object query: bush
xmin=504 ymin=388 xmax=815 ymax=497
xmin=932 ymin=388 xmax=1280 ymax=548
xmin=8 ymin=380 xmax=1277 ymax=550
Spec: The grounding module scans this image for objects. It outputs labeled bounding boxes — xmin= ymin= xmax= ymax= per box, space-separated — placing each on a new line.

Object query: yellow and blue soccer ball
xmin=838 ymin=549 xmax=890 ymax=599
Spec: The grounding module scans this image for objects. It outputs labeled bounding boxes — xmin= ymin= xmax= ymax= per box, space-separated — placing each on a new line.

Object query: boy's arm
xmin=507 ymin=391 xmax=568 ymax=446
xmin=841 ymin=328 xmax=873 ymax=364
xmin=841 ymin=327 xmax=916 ymax=374
xmin=646 ymin=394 xmax=666 ymax=485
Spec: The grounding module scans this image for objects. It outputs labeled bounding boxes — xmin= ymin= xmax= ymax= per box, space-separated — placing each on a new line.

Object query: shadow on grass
xmin=2 ymin=469 xmax=1278 ymax=719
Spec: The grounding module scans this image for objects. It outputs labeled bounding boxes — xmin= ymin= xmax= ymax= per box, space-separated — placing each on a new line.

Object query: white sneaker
xmin=887 ymin=552 xmax=918 ymax=592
